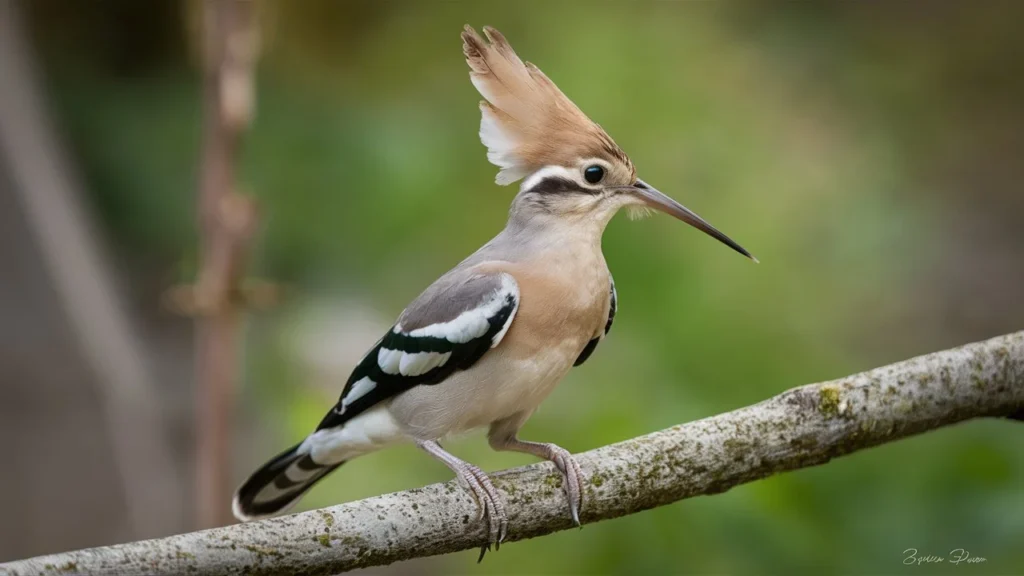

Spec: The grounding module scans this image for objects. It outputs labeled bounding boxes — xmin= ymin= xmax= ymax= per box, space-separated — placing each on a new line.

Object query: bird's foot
xmin=453 ymin=460 xmax=508 ymax=560
xmin=544 ymin=444 xmax=584 ymax=526
xmin=417 ymin=440 xmax=507 ymax=561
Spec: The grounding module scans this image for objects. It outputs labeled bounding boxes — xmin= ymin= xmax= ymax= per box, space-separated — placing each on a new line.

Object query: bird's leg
xmin=488 ymin=421 xmax=584 ymax=527
xmin=416 ymin=440 xmax=507 ymax=559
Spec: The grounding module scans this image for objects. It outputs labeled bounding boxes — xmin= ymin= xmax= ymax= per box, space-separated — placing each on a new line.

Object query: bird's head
xmin=462 ymin=25 xmax=755 ymax=261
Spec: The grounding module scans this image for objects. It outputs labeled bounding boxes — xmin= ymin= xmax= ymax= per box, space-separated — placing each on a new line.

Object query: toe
xmin=554 ymin=450 xmax=584 ymax=526
xmin=570 ymin=455 xmax=585 ymax=515
xmin=464 ymin=464 xmax=506 ymax=550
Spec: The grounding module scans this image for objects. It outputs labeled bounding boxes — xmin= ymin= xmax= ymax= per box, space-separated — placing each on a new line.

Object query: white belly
xmin=386 ymin=337 xmax=580 ymax=440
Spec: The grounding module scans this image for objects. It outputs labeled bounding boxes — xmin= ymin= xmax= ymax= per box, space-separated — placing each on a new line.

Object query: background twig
xmin=3 ymin=331 xmax=1021 ymax=576
xmin=193 ymin=0 xmax=259 ymax=529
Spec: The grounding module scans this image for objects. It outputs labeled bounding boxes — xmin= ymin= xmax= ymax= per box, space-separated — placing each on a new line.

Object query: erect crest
xmin=462 ymin=25 xmax=635 ymax=185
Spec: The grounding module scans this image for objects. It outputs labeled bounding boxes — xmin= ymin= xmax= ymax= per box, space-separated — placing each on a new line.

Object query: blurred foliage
xmin=26 ymin=1 xmax=1024 ymax=574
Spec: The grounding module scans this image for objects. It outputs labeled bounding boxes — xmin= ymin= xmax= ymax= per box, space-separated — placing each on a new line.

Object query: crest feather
xmin=462 ymin=25 xmax=633 ymax=185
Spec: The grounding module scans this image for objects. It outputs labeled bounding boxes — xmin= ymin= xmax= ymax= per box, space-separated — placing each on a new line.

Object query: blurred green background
xmin=12 ymin=1 xmax=1024 ymax=574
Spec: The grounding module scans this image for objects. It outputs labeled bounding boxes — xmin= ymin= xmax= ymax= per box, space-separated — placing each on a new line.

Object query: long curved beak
xmin=625 ymin=179 xmax=757 ymax=262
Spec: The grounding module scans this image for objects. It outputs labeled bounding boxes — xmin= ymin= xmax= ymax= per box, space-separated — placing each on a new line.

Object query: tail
xmin=232 ymin=442 xmax=344 ymax=521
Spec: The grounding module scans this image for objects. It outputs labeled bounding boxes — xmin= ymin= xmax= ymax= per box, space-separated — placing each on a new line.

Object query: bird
xmin=232 ymin=24 xmax=755 ymax=557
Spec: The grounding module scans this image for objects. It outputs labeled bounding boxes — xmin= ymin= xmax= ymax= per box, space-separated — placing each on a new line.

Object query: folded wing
xmin=316 ymin=271 xmax=520 ymax=431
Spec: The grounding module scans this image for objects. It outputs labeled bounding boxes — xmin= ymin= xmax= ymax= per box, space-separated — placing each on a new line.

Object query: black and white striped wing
xmin=574 ymin=276 xmax=616 ymax=367
xmin=315 ymin=272 xmax=519 ymax=431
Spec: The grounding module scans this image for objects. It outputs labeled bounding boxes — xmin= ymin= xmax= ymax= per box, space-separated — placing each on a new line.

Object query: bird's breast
xmin=500 ymin=253 xmax=609 ymax=357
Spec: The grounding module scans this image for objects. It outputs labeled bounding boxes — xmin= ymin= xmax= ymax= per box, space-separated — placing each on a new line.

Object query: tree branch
xmin=3 ymin=331 xmax=1022 ymax=575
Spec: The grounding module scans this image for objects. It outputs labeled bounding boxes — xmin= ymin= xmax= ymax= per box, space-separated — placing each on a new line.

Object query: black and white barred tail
xmin=232 ymin=443 xmax=343 ymax=521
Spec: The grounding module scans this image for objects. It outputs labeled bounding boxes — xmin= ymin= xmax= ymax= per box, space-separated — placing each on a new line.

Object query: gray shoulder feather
xmin=399 ymin=269 xmax=517 ymax=334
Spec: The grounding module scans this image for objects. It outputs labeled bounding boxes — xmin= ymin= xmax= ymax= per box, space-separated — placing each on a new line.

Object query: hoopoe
xmin=233 ymin=25 xmax=754 ymax=556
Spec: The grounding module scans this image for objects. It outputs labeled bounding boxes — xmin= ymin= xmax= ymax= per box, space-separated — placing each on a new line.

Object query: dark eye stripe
xmin=525 ymin=176 xmax=596 ymax=195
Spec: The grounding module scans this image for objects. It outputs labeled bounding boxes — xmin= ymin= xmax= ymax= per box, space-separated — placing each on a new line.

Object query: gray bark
xmin=3 ymin=331 xmax=1022 ymax=576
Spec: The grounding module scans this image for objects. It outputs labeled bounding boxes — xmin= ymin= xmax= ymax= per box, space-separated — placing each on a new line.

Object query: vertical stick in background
xmin=194 ymin=0 xmax=259 ymax=529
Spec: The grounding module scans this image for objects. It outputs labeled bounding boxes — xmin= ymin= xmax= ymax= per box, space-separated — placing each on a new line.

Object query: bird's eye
xmin=583 ymin=165 xmax=605 ymax=184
